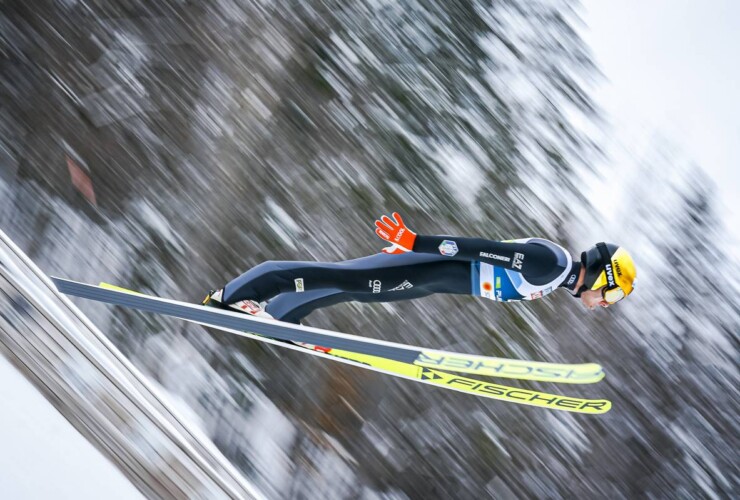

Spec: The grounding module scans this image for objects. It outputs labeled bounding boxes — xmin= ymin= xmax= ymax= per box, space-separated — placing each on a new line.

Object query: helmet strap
xmin=596 ymin=242 xmax=617 ymax=289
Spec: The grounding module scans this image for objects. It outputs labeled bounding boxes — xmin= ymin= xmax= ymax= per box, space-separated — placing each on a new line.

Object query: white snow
xmin=433 ymin=144 xmax=485 ymax=217
xmin=264 ymin=197 xmax=301 ymax=250
xmin=0 ymin=355 xmax=144 ymax=500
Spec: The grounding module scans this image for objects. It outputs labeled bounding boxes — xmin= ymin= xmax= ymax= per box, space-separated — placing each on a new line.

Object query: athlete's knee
xmin=224 ymin=261 xmax=288 ymax=302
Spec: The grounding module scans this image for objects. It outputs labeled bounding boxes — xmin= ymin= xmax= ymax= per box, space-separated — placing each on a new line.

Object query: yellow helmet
xmin=581 ymin=243 xmax=637 ymax=304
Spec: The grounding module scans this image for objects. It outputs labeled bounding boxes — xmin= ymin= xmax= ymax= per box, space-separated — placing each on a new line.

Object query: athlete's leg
xmin=262 ymin=255 xmax=472 ymax=323
xmin=266 ymin=286 xmax=439 ymax=324
xmin=223 ymin=252 xmax=467 ymax=304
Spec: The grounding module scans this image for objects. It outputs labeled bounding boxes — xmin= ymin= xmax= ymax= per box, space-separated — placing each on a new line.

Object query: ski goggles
xmin=596 ymin=242 xmax=626 ymax=305
xmin=602 ymin=285 xmax=626 ymax=305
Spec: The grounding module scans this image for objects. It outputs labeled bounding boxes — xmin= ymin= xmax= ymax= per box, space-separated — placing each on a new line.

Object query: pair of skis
xmin=52 ymin=278 xmax=611 ymax=414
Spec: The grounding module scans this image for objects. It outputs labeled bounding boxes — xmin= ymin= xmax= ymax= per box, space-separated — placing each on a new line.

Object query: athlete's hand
xmin=375 ymin=212 xmax=417 ymax=253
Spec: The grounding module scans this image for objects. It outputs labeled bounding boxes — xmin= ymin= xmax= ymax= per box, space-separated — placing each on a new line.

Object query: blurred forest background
xmin=0 ymin=0 xmax=737 ymax=497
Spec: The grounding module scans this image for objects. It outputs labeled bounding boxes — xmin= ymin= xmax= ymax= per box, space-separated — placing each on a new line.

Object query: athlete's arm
xmin=373 ymin=212 xmax=559 ymax=278
xmin=413 ymin=235 xmax=558 ymax=277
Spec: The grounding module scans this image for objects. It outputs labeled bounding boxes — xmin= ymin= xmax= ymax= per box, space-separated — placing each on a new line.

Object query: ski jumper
xmin=222 ymin=236 xmax=577 ymax=324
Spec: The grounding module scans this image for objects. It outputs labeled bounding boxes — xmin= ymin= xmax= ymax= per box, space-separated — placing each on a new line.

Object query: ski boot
xmin=202 ymin=288 xmax=274 ymax=319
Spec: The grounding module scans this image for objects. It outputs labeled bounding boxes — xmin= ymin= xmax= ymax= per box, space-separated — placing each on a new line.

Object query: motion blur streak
xmin=0 ymin=229 xmax=262 ymax=499
xmin=0 ymin=1 xmax=737 ymax=498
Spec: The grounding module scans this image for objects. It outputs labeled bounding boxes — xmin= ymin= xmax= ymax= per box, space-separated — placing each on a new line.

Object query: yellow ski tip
xmin=99 ymin=282 xmax=142 ymax=295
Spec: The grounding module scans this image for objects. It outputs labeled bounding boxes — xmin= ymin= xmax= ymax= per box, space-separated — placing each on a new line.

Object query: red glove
xmin=374 ymin=212 xmax=417 ymax=253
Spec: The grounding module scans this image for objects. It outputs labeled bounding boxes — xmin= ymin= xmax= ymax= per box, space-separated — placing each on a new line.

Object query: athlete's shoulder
xmin=508 ymin=237 xmax=572 ymax=264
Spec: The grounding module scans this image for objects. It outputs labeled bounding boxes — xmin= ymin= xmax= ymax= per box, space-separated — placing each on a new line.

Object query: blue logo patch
xmin=438 ymin=240 xmax=459 ymax=256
